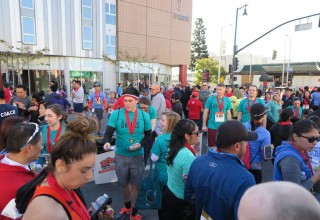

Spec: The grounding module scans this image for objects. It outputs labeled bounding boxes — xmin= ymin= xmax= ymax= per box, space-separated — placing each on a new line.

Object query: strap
xmin=250 ymin=146 xmax=261 ymax=165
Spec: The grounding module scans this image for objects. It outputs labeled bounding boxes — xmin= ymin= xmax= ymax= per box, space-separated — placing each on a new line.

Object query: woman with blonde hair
xmin=266 ymin=92 xmax=282 ymax=130
xmin=18 ymin=116 xmax=97 ymax=220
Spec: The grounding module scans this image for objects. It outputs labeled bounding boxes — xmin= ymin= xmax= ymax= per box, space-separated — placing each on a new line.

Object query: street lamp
xmin=231 ymin=4 xmax=248 ymax=85
xmin=218 ymin=24 xmax=232 ymax=84
xmin=286 ymin=36 xmax=292 ymax=85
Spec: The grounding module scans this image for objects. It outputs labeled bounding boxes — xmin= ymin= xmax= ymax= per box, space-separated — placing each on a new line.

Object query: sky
xmin=192 ymin=0 xmax=320 ymax=63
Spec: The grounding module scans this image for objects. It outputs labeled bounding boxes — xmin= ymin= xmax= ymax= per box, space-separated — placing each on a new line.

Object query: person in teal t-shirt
xmin=102 ymin=88 xmax=152 ymax=220
xmin=288 ymin=97 xmax=303 ymax=118
xmin=202 ymin=83 xmax=232 ymax=148
xmin=41 ymin=104 xmax=66 ymax=154
xmin=238 ymin=85 xmax=266 ymax=125
xmin=151 ymin=111 xmax=181 ymax=186
xmin=162 ymin=119 xmax=197 ymax=220
xmin=138 ymin=96 xmax=157 ymax=164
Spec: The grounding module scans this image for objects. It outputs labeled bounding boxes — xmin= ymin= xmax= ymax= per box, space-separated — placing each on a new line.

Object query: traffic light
xmin=228 ymin=64 xmax=233 ymax=73
xmin=272 ymin=50 xmax=277 ymax=60
xmin=234 ymin=57 xmax=239 ymax=71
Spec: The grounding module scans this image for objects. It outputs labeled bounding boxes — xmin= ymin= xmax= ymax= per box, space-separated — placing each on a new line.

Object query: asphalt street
xmin=69 ymin=113 xmax=274 ymax=220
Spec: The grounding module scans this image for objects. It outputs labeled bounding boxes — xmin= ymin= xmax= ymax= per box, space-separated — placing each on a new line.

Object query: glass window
xmin=21 ymin=17 xmax=36 ymax=44
xmin=82 ymin=0 xmax=92 ymax=19
xmin=110 ymin=4 xmax=116 ymax=14
xmin=106 ymin=15 xmax=116 ymax=25
xmin=82 ymin=26 xmax=92 ymax=50
xmin=20 ymin=0 xmax=34 ymax=9
xmin=105 ymin=3 xmax=116 ymax=25
xmin=106 ymin=35 xmax=116 ymax=56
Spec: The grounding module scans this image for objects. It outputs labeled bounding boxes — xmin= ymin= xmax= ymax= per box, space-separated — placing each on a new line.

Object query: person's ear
xmin=55 ymin=159 xmax=67 ymax=173
xmin=185 ymin=133 xmax=191 ymax=142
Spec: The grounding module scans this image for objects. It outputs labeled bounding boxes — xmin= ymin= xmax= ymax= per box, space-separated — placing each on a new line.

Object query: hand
xmin=202 ymin=125 xmax=208 ymax=132
xmin=103 ymin=142 xmax=111 ymax=151
xmin=29 ymin=106 xmax=38 ymax=111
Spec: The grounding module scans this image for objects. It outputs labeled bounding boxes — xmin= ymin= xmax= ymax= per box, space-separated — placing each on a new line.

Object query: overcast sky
xmin=192 ymin=0 xmax=320 ymax=62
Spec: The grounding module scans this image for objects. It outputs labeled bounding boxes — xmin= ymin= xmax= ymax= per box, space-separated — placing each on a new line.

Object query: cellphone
xmin=262 ymin=145 xmax=273 ymax=160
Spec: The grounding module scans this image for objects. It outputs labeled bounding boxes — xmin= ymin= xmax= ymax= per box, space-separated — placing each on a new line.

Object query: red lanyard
xmin=125 ymin=109 xmax=138 ymax=136
xmin=294 ymin=107 xmax=300 ymax=117
xmin=279 ymin=121 xmax=292 ymax=126
xmin=95 ymin=92 xmax=101 ymax=103
xmin=47 ymin=124 xmax=62 ymax=153
xmin=291 ymin=141 xmax=313 ymax=175
xmin=216 ymin=96 xmax=224 ymax=112
xmin=47 ymin=173 xmax=90 ymax=220
xmin=74 ymin=88 xmax=79 ymax=92
xmin=304 ymin=98 xmax=309 ymax=105
xmin=247 ymin=98 xmax=256 ymax=113
xmin=185 ymin=142 xmax=196 ymax=156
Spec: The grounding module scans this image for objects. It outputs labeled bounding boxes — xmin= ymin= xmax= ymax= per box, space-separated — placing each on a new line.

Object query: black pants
xmin=249 ymin=169 xmax=262 ymax=184
xmin=162 ymin=187 xmax=185 ymax=220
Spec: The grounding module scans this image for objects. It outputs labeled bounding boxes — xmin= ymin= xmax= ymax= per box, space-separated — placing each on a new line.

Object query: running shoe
xmin=114 ymin=207 xmax=132 ymax=220
xmin=130 ymin=213 xmax=142 ymax=220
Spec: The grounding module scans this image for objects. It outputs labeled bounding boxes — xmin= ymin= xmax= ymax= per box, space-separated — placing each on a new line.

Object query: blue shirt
xmin=311 ymin=92 xmax=320 ymax=106
xmin=0 ymin=104 xmax=18 ymax=125
xmin=244 ymin=122 xmax=271 ymax=167
xmin=89 ymin=92 xmax=107 ymax=109
xmin=185 ymin=149 xmax=255 ymax=220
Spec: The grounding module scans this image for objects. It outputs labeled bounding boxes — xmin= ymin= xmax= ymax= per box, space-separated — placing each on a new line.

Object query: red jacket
xmin=0 ymin=155 xmax=35 ymax=220
xmin=187 ymin=98 xmax=203 ymax=120
xmin=4 ymin=88 xmax=12 ymax=104
xmin=112 ymin=96 xmax=125 ymax=110
xmin=165 ymin=90 xmax=174 ymax=101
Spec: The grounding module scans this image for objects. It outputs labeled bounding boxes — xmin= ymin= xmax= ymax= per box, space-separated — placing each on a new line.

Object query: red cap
xmin=192 ymin=91 xmax=199 ymax=97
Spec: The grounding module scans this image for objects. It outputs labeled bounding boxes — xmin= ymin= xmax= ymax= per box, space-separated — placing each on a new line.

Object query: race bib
xmin=215 ymin=112 xmax=225 ymax=122
xmin=303 ymin=104 xmax=309 ymax=110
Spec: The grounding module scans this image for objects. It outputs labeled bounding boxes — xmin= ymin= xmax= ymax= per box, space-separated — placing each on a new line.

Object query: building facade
xmin=0 ymin=0 xmax=192 ymax=96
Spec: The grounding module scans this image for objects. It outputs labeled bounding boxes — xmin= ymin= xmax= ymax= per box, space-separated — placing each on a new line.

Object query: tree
xmin=0 ymin=39 xmax=49 ymax=86
xmin=190 ymin=18 xmax=209 ymax=72
xmin=103 ymin=51 xmax=156 ymax=88
xmin=194 ymin=58 xmax=227 ymax=84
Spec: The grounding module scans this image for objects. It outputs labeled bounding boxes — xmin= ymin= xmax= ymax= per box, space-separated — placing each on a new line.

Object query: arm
xmin=278 ymin=157 xmax=315 ymax=190
xmin=226 ymin=110 xmax=231 ymax=120
xmin=202 ymin=108 xmax=209 ymax=131
xmin=151 ymin=119 xmax=156 ymax=131
xmin=237 ymin=112 xmax=242 ymax=122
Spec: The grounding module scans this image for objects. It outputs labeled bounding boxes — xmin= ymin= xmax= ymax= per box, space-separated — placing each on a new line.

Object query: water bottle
xmin=88 ymin=194 xmax=112 ymax=217
xmin=89 ymin=108 xmax=95 ymax=117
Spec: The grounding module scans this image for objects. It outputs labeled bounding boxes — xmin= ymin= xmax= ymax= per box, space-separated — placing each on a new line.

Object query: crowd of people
xmin=2 ymin=80 xmax=320 ymax=220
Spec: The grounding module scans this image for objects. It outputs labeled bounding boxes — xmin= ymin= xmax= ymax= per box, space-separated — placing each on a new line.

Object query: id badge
xmin=215 ymin=112 xmax=225 ymax=122
xmin=303 ymin=104 xmax=309 ymax=110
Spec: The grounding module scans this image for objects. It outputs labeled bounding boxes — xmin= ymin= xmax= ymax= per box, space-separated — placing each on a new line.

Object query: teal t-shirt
xmin=205 ymin=95 xmax=232 ymax=129
xmin=137 ymin=104 xmax=157 ymax=120
xmin=108 ymin=108 xmax=152 ymax=157
xmin=238 ymin=98 xmax=266 ymax=123
xmin=151 ymin=133 xmax=171 ymax=186
xmin=167 ymin=147 xmax=195 ymax=199
xmin=41 ymin=124 xmax=66 ymax=154
xmin=266 ymin=101 xmax=281 ymax=123
xmin=288 ymin=105 xmax=303 ymax=118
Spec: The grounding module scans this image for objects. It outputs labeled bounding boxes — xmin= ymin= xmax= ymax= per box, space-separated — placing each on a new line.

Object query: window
xmin=82 ymin=0 xmax=92 ymax=19
xmin=20 ymin=0 xmax=34 ymax=9
xmin=106 ymin=35 xmax=116 ymax=56
xmin=105 ymin=3 xmax=116 ymax=25
xmin=82 ymin=26 xmax=92 ymax=50
xmin=21 ymin=17 xmax=36 ymax=44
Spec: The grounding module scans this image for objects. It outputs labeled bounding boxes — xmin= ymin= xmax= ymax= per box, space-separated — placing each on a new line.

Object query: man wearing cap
xmin=103 ymin=87 xmax=151 ymax=220
xmin=202 ymin=83 xmax=232 ymax=148
xmin=281 ymin=87 xmax=295 ymax=109
xmin=88 ymin=82 xmax=107 ymax=136
xmin=187 ymin=91 xmax=203 ymax=129
xmin=150 ymin=84 xmax=166 ymax=134
xmin=185 ymin=120 xmax=257 ymax=220
xmin=237 ymin=85 xmax=266 ymax=127
xmin=71 ymin=80 xmax=84 ymax=113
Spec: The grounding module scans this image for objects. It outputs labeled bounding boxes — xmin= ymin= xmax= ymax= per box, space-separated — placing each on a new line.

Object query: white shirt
xmin=72 ymin=86 xmax=84 ymax=103
xmin=1 ymin=154 xmax=30 ymax=171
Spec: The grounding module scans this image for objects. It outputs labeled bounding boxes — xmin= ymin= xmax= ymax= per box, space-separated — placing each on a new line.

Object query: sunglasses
xmin=202 ymin=85 xmax=207 ymax=86
xmin=297 ymin=133 xmax=320 ymax=143
xmin=189 ymin=131 xmax=200 ymax=136
xmin=20 ymin=123 xmax=40 ymax=150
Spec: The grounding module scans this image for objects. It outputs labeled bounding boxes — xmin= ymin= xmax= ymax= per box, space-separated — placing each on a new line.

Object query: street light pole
xmin=286 ymin=36 xmax=292 ymax=85
xmin=281 ymin=36 xmax=288 ymax=86
xmin=232 ymin=4 xmax=248 ymax=85
xmin=218 ymin=24 xmax=232 ymax=84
